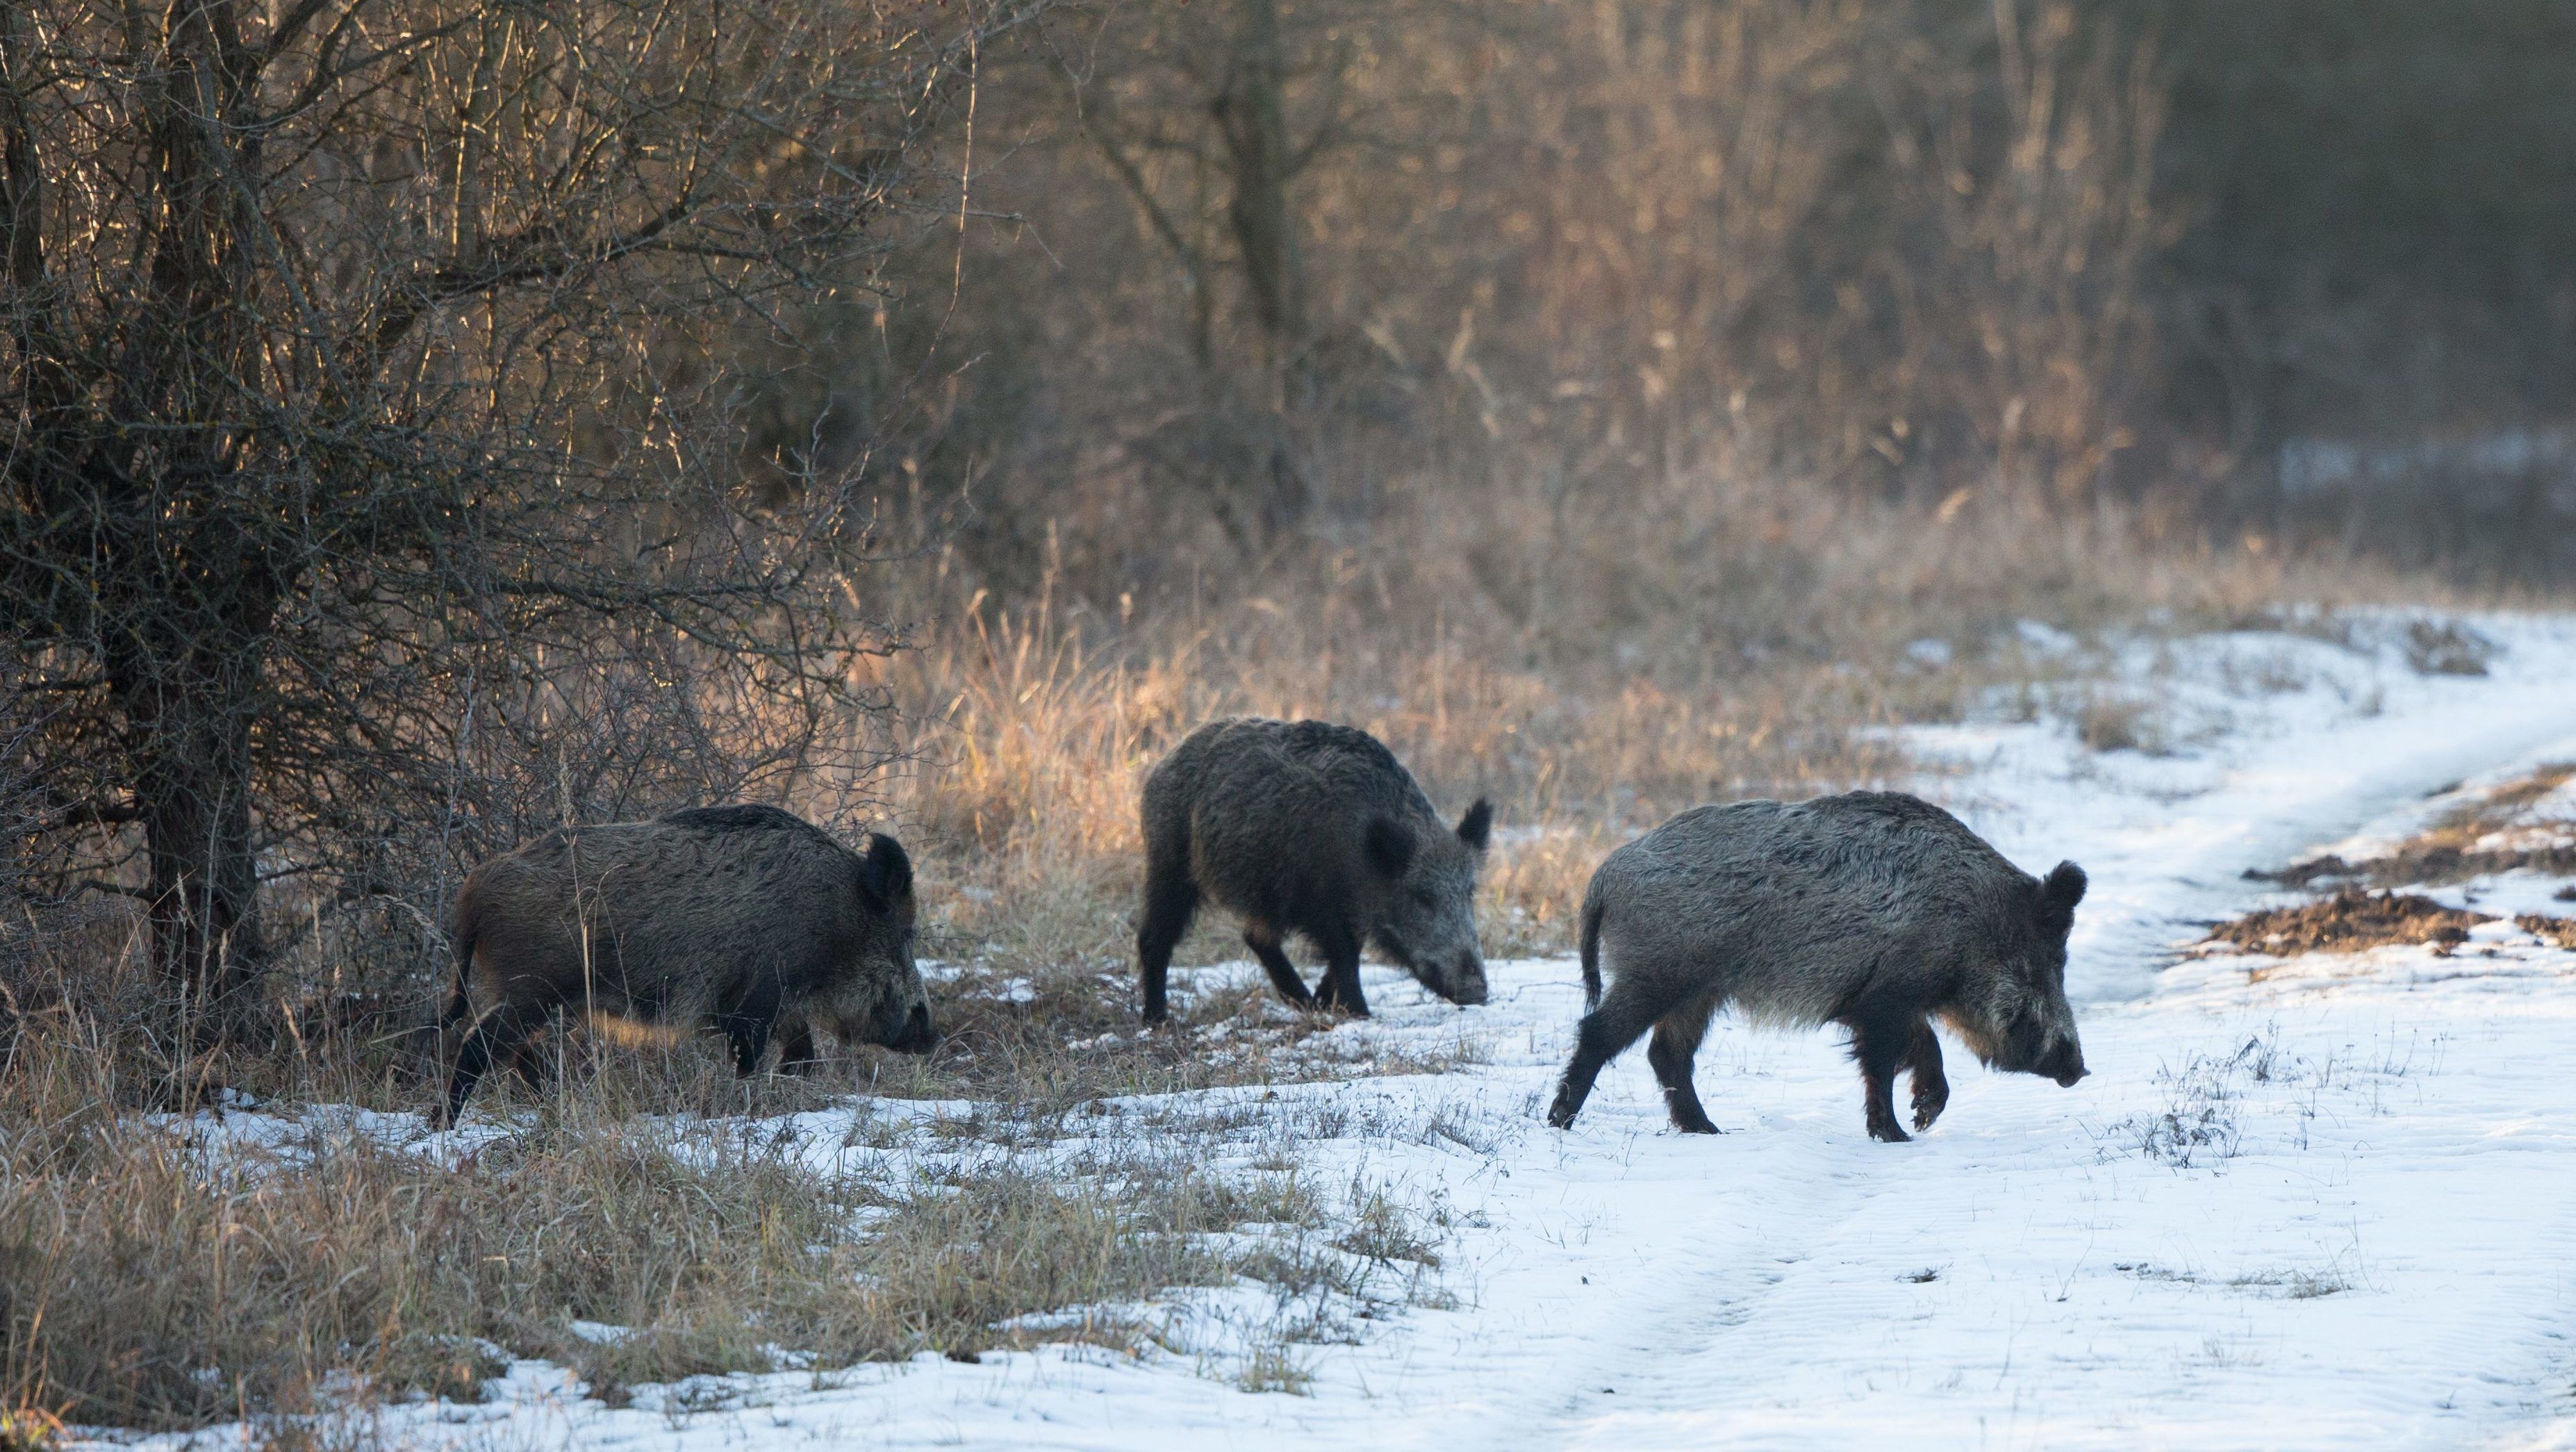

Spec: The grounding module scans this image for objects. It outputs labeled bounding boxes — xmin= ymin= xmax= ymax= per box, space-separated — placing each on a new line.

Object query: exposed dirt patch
xmin=2255 ymin=843 xmax=2576 ymax=890
xmin=2207 ymin=889 xmax=2490 ymax=957
xmin=2514 ymin=914 xmax=2576 ymax=950
xmin=2251 ymin=764 xmax=2576 ymax=889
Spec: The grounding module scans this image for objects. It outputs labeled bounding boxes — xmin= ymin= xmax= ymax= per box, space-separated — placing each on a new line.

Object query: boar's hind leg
xmin=1243 ymin=923 xmax=1318 ymax=1012
xmin=1137 ymin=852 xmax=1199 ymax=1025
xmin=1904 ymin=1020 xmax=1949 ymax=1132
xmin=1646 ymin=995 xmax=1724 ymax=1135
xmin=713 ymin=975 xmax=785 ymax=1077
xmin=1843 ymin=1003 xmax=1917 ymax=1143
xmin=442 ymin=1001 xmax=552 ymax=1128
xmin=1547 ymin=977 xmax=1681 ymax=1130
xmin=1311 ymin=925 xmax=1368 ymax=1018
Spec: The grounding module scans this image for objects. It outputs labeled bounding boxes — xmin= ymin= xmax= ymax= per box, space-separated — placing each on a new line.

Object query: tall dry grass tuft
xmin=865 ymin=468 xmax=2410 ymax=977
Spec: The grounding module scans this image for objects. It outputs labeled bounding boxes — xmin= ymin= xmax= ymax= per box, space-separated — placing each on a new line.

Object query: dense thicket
xmin=0 ymin=0 xmax=1039 ymax=1026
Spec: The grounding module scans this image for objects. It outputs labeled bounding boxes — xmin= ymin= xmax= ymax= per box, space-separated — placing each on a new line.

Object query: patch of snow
xmin=2015 ymin=618 xmax=2081 ymax=654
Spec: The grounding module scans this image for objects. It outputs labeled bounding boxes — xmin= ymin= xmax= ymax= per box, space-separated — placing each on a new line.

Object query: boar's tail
xmin=1578 ymin=887 xmax=1606 ymax=1012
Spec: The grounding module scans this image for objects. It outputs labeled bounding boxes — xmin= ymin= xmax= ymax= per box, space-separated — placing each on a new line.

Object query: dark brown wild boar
xmin=1138 ymin=718 xmax=1492 ymax=1022
xmin=437 ymin=805 xmax=930 ymax=1125
xmin=1549 ymin=791 xmax=2088 ymax=1142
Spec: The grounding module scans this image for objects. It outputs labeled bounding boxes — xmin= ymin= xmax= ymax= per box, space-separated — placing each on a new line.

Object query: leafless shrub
xmin=0 ymin=0 xmax=1050 ymax=1043
xmin=2108 ymin=1028 xmax=2312 ymax=1170
xmin=852 ymin=0 xmax=2178 ymax=611
xmin=2074 ymin=694 xmax=2170 ymax=754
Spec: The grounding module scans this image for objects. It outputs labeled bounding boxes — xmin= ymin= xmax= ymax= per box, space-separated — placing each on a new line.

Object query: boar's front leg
xmin=1244 ymin=922 xmax=1319 ymax=1012
xmin=1904 ymin=1019 xmax=1949 ymax=1132
xmin=1843 ymin=1003 xmax=1915 ymax=1143
xmin=1311 ymin=925 xmax=1369 ymax=1017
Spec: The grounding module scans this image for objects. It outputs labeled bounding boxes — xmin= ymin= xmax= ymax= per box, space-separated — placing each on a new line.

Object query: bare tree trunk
xmin=136 ymin=711 xmax=266 ymax=1010
xmin=104 ymin=556 xmax=279 ymax=1013
xmin=1214 ymin=0 xmax=1304 ymax=348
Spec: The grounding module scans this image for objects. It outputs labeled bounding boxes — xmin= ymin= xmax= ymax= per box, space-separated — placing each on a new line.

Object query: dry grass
xmin=2073 ymin=693 xmax=2172 ymax=755
xmin=2514 ymin=915 xmax=2576 ymax=950
xmin=0 ymin=1010 xmax=1457 ymax=1433
xmin=864 ymin=481 xmax=2404 ymax=990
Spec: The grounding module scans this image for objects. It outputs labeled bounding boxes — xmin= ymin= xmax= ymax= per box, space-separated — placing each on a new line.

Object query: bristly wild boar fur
xmin=436 ymin=804 xmax=932 ymax=1125
xmin=1549 ymin=791 xmax=2088 ymax=1143
xmin=1138 ymin=718 xmax=1493 ymax=1021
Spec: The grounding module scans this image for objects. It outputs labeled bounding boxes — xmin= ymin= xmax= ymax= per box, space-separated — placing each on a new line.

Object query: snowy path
xmin=131 ymin=617 xmax=2576 ymax=1450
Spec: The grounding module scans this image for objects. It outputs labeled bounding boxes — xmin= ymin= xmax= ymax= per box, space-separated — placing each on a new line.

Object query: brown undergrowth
xmin=869 ymin=499 xmax=2404 ymax=989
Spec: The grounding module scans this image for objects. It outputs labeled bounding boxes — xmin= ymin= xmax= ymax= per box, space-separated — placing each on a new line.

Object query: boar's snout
xmin=878 ymin=998 xmax=936 ymax=1055
xmin=1448 ymin=955 xmax=1489 ymax=1007
xmin=2040 ymin=1037 xmax=2087 ymax=1087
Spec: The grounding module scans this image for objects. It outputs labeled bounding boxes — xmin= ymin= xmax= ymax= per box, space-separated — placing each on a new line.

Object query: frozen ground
xmin=110 ymin=614 xmax=2576 ymax=1450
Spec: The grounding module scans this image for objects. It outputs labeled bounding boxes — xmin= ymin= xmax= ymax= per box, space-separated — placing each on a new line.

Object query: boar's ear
xmin=2037 ymin=860 xmax=2087 ymax=927
xmin=1456 ymin=798 xmax=1494 ymax=854
xmin=857 ymin=833 xmax=914 ymax=911
xmin=1364 ymin=816 xmax=1417 ymax=879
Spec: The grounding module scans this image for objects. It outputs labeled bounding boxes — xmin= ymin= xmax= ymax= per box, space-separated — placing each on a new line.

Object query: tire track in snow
xmin=1485 ymin=643 xmax=2576 ymax=1449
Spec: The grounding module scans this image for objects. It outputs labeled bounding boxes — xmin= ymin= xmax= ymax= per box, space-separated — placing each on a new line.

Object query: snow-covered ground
xmin=112 ymin=615 xmax=2576 ymax=1450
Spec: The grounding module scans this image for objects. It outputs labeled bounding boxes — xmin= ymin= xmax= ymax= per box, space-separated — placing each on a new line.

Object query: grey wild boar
xmin=1547 ymin=791 xmax=2088 ymax=1142
xmin=1138 ymin=718 xmax=1493 ymax=1021
xmin=437 ymin=804 xmax=932 ymax=1126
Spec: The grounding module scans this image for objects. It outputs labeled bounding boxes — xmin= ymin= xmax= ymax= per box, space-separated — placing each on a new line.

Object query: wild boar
xmin=436 ymin=804 xmax=932 ymax=1125
xmin=1137 ymin=718 xmax=1493 ymax=1021
xmin=1546 ymin=791 xmax=2088 ymax=1142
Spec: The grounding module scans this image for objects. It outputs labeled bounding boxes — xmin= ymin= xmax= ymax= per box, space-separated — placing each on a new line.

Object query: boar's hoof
xmin=1311 ymin=982 xmax=1369 ymax=1018
xmin=1867 ymin=1113 xmax=1912 ymax=1144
